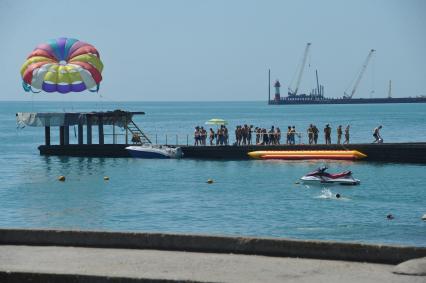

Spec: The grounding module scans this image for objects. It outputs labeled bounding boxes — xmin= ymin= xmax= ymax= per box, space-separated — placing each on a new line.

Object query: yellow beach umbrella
xmin=205 ymin=118 xmax=228 ymax=126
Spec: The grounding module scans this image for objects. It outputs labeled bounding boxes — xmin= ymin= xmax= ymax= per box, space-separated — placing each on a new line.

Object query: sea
xmin=0 ymin=101 xmax=425 ymax=246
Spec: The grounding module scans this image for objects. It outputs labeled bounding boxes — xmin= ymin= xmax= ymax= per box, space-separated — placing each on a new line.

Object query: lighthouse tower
xmin=274 ymin=80 xmax=281 ymax=101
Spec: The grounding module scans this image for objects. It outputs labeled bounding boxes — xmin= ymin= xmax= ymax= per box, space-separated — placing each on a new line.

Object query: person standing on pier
xmin=235 ymin=126 xmax=241 ymax=146
xmin=194 ymin=126 xmax=200 ymax=146
xmin=337 ymin=125 xmax=343 ymax=144
xmin=216 ymin=127 xmax=221 ymax=145
xmin=307 ymin=124 xmax=314 ymax=144
xmin=372 ymin=125 xmax=383 ymax=143
xmin=263 ymin=128 xmax=269 ymax=145
xmin=344 ymin=125 xmax=350 ymax=144
xmin=286 ymin=126 xmax=291 ymax=144
xmin=209 ymin=128 xmax=215 ymax=146
xmin=290 ymin=126 xmax=296 ymax=144
xmin=248 ymin=125 xmax=253 ymax=145
xmin=275 ymin=127 xmax=281 ymax=145
xmin=324 ymin=124 xmax=332 ymax=144
xmin=200 ymin=127 xmax=207 ymax=145
xmin=242 ymin=125 xmax=248 ymax=145
xmin=269 ymin=126 xmax=275 ymax=145
xmin=256 ymin=127 xmax=261 ymax=145
xmin=224 ymin=126 xmax=229 ymax=145
xmin=313 ymin=125 xmax=319 ymax=144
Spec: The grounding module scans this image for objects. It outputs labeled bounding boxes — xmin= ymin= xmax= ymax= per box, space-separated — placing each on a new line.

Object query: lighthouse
xmin=274 ymin=80 xmax=281 ymax=101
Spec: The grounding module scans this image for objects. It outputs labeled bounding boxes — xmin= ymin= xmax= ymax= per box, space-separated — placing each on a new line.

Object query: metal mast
xmin=344 ymin=49 xmax=376 ymax=99
xmin=288 ymin=43 xmax=311 ymax=96
xmin=315 ymin=69 xmax=320 ymax=94
xmin=268 ymin=69 xmax=271 ymax=103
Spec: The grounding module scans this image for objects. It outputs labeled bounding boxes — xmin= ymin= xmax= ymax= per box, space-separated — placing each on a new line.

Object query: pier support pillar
xmin=78 ymin=123 xmax=83 ymax=145
xmin=59 ymin=126 xmax=65 ymax=146
xmin=125 ymin=117 xmax=128 ymax=145
xmin=112 ymin=122 xmax=116 ymax=144
xmin=44 ymin=126 xmax=50 ymax=146
xmin=64 ymin=126 xmax=69 ymax=145
xmin=98 ymin=118 xmax=104 ymax=145
xmin=87 ymin=117 xmax=92 ymax=145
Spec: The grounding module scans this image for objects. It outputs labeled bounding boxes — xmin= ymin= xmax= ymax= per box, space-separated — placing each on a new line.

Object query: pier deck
xmin=38 ymin=143 xmax=426 ymax=163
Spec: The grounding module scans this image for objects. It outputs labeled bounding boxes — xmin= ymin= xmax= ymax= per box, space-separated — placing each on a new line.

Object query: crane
xmin=288 ymin=43 xmax=311 ymax=96
xmin=344 ymin=49 xmax=375 ymax=99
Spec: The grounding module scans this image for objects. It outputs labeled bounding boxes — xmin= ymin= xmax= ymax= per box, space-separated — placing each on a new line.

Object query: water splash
xmin=316 ymin=188 xmax=333 ymax=199
xmin=315 ymin=188 xmax=351 ymax=201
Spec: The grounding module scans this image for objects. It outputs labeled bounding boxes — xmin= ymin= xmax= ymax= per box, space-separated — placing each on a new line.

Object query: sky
xmin=0 ymin=0 xmax=425 ymax=101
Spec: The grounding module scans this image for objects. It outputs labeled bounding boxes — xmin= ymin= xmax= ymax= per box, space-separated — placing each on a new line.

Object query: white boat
xmin=125 ymin=145 xmax=183 ymax=159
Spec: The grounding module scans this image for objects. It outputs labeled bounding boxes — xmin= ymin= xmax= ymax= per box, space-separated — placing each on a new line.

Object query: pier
xmin=36 ymin=143 xmax=426 ymax=163
xmin=17 ymin=111 xmax=426 ymax=163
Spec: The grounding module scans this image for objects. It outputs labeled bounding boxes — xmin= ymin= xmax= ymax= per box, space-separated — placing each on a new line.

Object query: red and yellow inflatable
xmin=248 ymin=150 xmax=367 ymax=160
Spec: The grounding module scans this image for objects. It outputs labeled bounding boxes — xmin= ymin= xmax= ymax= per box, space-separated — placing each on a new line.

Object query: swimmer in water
xmin=335 ymin=193 xmax=341 ymax=199
xmin=387 ymin=214 xmax=394 ymax=220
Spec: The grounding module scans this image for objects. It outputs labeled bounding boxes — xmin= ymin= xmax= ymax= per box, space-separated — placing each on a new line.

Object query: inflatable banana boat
xmin=247 ymin=150 xmax=367 ymax=160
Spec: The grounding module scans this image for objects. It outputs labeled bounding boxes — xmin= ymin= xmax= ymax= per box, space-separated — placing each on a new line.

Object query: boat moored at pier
xmin=126 ymin=145 xmax=183 ymax=159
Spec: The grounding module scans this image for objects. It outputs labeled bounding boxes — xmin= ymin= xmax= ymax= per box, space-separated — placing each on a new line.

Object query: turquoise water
xmin=0 ymin=101 xmax=425 ymax=246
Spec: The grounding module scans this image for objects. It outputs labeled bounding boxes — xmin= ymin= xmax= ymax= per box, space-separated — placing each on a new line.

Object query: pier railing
xmin=59 ymin=128 xmax=307 ymax=146
xmin=146 ymin=132 xmax=305 ymax=146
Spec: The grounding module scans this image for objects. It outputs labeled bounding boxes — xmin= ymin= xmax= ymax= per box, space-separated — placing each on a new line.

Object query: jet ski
xmin=126 ymin=144 xmax=183 ymax=159
xmin=300 ymin=166 xmax=360 ymax=185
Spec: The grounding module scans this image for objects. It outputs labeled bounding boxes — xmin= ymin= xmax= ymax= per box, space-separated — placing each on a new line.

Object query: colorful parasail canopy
xmin=20 ymin=37 xmax=103 ymax=94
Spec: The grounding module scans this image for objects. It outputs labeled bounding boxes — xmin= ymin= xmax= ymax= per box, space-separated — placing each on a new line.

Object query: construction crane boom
xmin=288 ymin=43 xmax=311 ymax=96
xmin=344 ymin=49 xmax=375 ymax=99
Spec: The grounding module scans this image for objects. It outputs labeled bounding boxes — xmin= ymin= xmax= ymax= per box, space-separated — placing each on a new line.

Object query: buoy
xmin=207 ymin=179 xmax=214 ymax=184
xmin=421 ymin=214 xmax=426 ymax=221
xmin=387 ymin=214 xmax=394 ymax=220
xmin=104 ymin=176 xmax=109 ymax=181
xmin=58 ymin=176 xmax=66 ymax=182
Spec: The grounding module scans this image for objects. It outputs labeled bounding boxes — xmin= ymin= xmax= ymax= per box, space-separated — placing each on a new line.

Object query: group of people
xmin=285 ymin=126 xmax=299 ymax=144
xmin=194 ymin=125 xmax=284 ymax=146
xmin=235 ymin=125 xmax=284 ymax=145
xmin=235 ymin=125 xmax=253 ymax=145
xmin=193 ymin=123 xmax=384 ymax=146
xmin=306 ymin=124 xmax=351 ymax=145
xmin=194 ymin=126 xmax=229 ymax=146
xmin=254 ymin=126 xmax=282 ymax=145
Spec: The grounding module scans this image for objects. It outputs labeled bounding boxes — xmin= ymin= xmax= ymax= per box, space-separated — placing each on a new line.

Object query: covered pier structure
xmin=16 ymin=110 xmax=151 ymax=146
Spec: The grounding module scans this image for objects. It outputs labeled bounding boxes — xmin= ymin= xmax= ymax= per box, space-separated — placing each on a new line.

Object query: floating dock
xmin=17 ymin=111 xmax=426 ymax=164
xmin=37 ymin=143 xmax=426 ymax=163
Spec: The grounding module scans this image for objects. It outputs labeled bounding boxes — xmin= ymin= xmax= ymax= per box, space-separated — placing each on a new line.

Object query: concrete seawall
xmin=1 ymin=229 xmax=425 ymax=264
xmin=38 ymin=142 xmax=426 ymax=163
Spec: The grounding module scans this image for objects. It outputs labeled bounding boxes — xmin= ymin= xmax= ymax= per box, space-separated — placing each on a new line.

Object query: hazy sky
xmin=0 ymin=0 xmax=425 ymax=101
